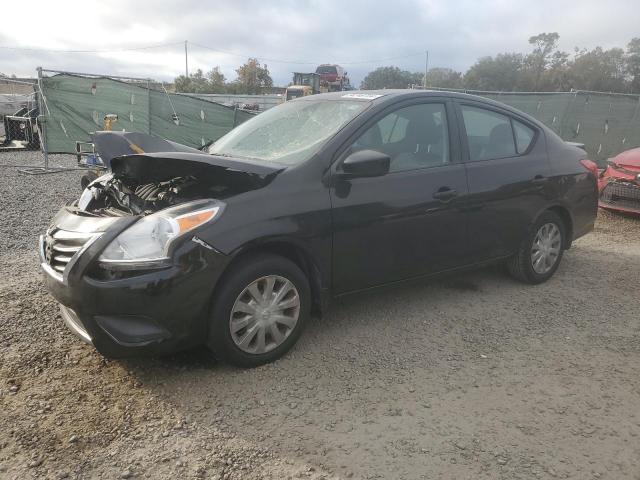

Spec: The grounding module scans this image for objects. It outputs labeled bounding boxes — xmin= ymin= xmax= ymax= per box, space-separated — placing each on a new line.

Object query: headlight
xmin=99 ymin=199 xmax=223 ymax=269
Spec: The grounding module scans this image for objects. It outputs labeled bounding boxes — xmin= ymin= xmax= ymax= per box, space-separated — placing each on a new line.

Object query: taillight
xmin=580 ymin=159 xmax=599 ymax=179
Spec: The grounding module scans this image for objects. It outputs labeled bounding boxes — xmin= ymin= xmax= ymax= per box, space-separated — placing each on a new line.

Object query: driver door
xmin=330 ymin=100 xmax=470 ymax=294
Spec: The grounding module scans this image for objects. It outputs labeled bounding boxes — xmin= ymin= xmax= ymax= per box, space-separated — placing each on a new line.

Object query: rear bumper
xmin=40 ymin=211 xmax=230 ymax=358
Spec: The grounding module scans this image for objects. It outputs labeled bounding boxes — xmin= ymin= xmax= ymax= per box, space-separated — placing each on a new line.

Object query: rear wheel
xmin=207 ymin=254 xmax=310 ymax=367
xmin=507 ymin=211 xmax=566 ymax=284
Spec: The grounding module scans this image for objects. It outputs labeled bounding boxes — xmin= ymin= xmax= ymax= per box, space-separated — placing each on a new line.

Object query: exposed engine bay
xmin=78 ymin=151 xmax=283 ymax=217
xmin=82 ymin=175 xmax=231 ymax=216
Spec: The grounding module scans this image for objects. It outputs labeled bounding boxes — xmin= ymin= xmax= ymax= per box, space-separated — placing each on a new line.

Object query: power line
xmin=0 ymin=42 xmax=185 ymax=54
xmin=0 ymin=40 xmax=426 ymax=65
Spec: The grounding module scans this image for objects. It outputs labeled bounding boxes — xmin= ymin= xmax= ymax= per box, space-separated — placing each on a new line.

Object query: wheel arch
xmin=222 ymin=239 xmax=328 ymax=315
xmin=540 ymin=204 xmax=574 ymax=249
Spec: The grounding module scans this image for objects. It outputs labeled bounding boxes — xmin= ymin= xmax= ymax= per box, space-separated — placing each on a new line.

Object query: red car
xmin=598 ymin=147 xmax=640 ymax=215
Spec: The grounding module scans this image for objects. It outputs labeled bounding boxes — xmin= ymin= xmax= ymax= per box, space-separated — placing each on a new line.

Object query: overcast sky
xmin=1 ymin=0 xmax=638 ymax=87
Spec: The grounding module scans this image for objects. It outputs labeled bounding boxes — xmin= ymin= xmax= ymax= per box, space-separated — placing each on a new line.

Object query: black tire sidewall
xmin=522 ymin=211 xmax=566 ymax=284
xmin=207 ymin=254 xmax=310 ymax=367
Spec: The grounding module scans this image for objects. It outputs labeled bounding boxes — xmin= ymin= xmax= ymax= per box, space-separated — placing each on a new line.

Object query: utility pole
xmin=184 ymin=40 xmax=189 ymax=78
xmin=424 ymin=50 xmax=429 ymax=89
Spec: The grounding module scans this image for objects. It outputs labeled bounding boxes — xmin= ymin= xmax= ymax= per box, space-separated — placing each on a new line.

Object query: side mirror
xmin=337 ymin=149 xmax=390 ymax=179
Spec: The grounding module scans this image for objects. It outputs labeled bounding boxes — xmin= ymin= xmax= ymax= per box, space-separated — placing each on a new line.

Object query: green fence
xmin=40 ymin=73 xmax=253 ymax=153
xmin=433 ymin=88 xmax=640 ymax=165
xmin=39 ymin=73 xmax=640 ymax=165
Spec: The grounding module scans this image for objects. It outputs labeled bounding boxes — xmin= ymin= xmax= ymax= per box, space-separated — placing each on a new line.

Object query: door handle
xmin=432 ymin=187 xmax=458 ymax=201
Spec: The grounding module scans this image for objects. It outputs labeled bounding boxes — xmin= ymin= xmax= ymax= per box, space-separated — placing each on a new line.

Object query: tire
xmin=207 ymin=253 xmax=310 ymax=367
xmin=507 ymin=211 xmax=566 ymax=284
xmin=80 ymin=170 xmax=99 ymax=190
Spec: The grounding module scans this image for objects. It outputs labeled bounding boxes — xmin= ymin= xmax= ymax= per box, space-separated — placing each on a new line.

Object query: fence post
xmin=37 ymin=67 xmax=49 ymax=170
xmin=17 ymin=68 xmax=76 ymax=174
xmin=147 ymin=79 xmax=151 ymax=135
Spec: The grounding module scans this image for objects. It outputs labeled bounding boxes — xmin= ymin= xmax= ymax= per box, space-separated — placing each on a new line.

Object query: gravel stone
xmin=1 ymin=151 xmax=639 ymax=479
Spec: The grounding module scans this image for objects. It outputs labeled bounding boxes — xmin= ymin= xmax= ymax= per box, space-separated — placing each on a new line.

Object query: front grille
xmin=43 ymin=229 xmax=95 ymax=274
xmin=600 ymin=181 xmax=640 ymax=210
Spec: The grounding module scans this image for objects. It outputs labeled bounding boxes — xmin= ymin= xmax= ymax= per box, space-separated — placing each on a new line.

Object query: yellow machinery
xmin=284 ymin=73 xmax=328 ymax=101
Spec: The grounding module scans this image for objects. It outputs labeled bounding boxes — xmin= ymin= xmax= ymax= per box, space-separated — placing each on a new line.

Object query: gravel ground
xmin=1 ymin=150 xmax=639 ymax=480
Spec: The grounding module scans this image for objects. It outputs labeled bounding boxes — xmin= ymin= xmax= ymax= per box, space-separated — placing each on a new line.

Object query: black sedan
xmin=40 ymin=90 xmax=598 ymax=367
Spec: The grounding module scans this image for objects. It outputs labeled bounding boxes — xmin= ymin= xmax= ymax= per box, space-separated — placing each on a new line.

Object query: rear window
xmin=461 ymin=105 xmax=516 ymax=161
xmin=316 ymin=66 xmax=337 ymax=74
xmin=513 ymin=120 xmax=535 ymax=153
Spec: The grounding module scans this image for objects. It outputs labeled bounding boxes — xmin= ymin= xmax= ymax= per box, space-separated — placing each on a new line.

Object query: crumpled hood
xmin=110 ymin=151 xmax=284 ymax=184
xmin=92 ymin=131 xmax=285 ymax=184
xmin=92 ymin=131 xmax=201 ymax=166
xmin=610 ymin=147 xmax=640 ymax=170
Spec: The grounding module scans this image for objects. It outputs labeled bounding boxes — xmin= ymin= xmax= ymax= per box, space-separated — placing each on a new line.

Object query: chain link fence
xmin=0 ymin=77 xmax=38 ymax=148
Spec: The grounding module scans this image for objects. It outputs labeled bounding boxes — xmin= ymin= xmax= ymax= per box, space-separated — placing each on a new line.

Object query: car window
xmin=461 ymin=105 xmax=516 ymax=161
xmin=350 ymin=103 xmax=450 ymax=172
xmin=513 ymin=119 xmax=535 ymax=153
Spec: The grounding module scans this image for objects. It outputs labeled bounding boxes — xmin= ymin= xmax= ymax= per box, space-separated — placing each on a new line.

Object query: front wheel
xmin=507 ymin=211 xmax=566 ymax=284
xmin=207 ymin=254 xmax=310 ymax=367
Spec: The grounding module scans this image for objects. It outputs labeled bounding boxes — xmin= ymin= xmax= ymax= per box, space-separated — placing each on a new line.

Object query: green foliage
xmin=424 ymin=68 xmax=464 ymax=89
xmin=360 ymin=66 xmax=423 ymax=89
xmin=233 ymin=58 xmax=273 ymax=94
xmin=626 ymin=38 xmax=640 ymax=93
xmin=526 ymin=32 xmax=560 ymax=89
xmin=175 ymin=59 xmax=273 ymax=94
xmin=568 ymin=47 xmax=627 ymax=92
xmin=174 ymin=69 xmax=212 ymax=94
xmin=359 ymin=33 xmax=640 ymax=94
xmin=464 ymin=54 xmax=524 ymax=91
xmin=462 ymin=33 xmax=639 ymax=93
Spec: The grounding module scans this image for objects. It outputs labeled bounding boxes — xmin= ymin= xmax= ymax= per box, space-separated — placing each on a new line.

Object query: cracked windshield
xmin=208 ymin=100 xmax=367 ymax=164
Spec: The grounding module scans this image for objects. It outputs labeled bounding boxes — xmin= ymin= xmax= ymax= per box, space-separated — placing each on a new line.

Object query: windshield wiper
xmin=210 ymin=152 xmax=264 ymax=162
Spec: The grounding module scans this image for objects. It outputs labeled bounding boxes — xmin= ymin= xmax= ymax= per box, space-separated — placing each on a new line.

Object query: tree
xmin=361 ymin=66 xmax=422 ymax=89
xmin=206 ymin=67 xmax=227 ymax=93
xmin=567 ymin=47 xmax=627 ymax=92
xmin=543 ymin=50 xmax=571 ymax=91
xmin=627 ymin=38 xmax=640 ymax=93
xmin=174 ymin=69 xmax=213 ymax=93
xmin=526 ymin=32 xmax=560 ymax=89
xmin=464 ymin=53 xmax=524 ymax=91
xmin=424 ymin=68 xmax=463 ymax=89
xmin=234 ymin=58 xmax=273 ymax=94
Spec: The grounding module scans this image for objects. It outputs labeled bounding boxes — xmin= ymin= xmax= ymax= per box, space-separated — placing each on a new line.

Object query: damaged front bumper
xmin=599 ymin=180 xmax=640 ymax=215
xmin=39 ymin=208 xmax=230 ymax=357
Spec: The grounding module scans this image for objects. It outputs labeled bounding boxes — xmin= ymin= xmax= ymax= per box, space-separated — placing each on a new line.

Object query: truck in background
xmin=315 ymin=64 xmax=350 ymax=91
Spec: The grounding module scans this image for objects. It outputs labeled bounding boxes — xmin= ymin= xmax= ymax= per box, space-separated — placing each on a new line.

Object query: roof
xmin=299 ymin=88 xmax=491 ymax=101
xmin=294 ymin=89 xmax=548 ymax=131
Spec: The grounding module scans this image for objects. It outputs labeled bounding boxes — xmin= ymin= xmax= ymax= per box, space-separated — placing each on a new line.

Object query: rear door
xmin=455 ymin=101 xmax=551 ymax=261
xmin=330 ymin=99 xmax=471 ymax=294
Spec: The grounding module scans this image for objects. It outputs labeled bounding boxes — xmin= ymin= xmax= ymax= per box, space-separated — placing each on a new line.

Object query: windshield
xmin=208 ymin=99 xmax=368 ymax=165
